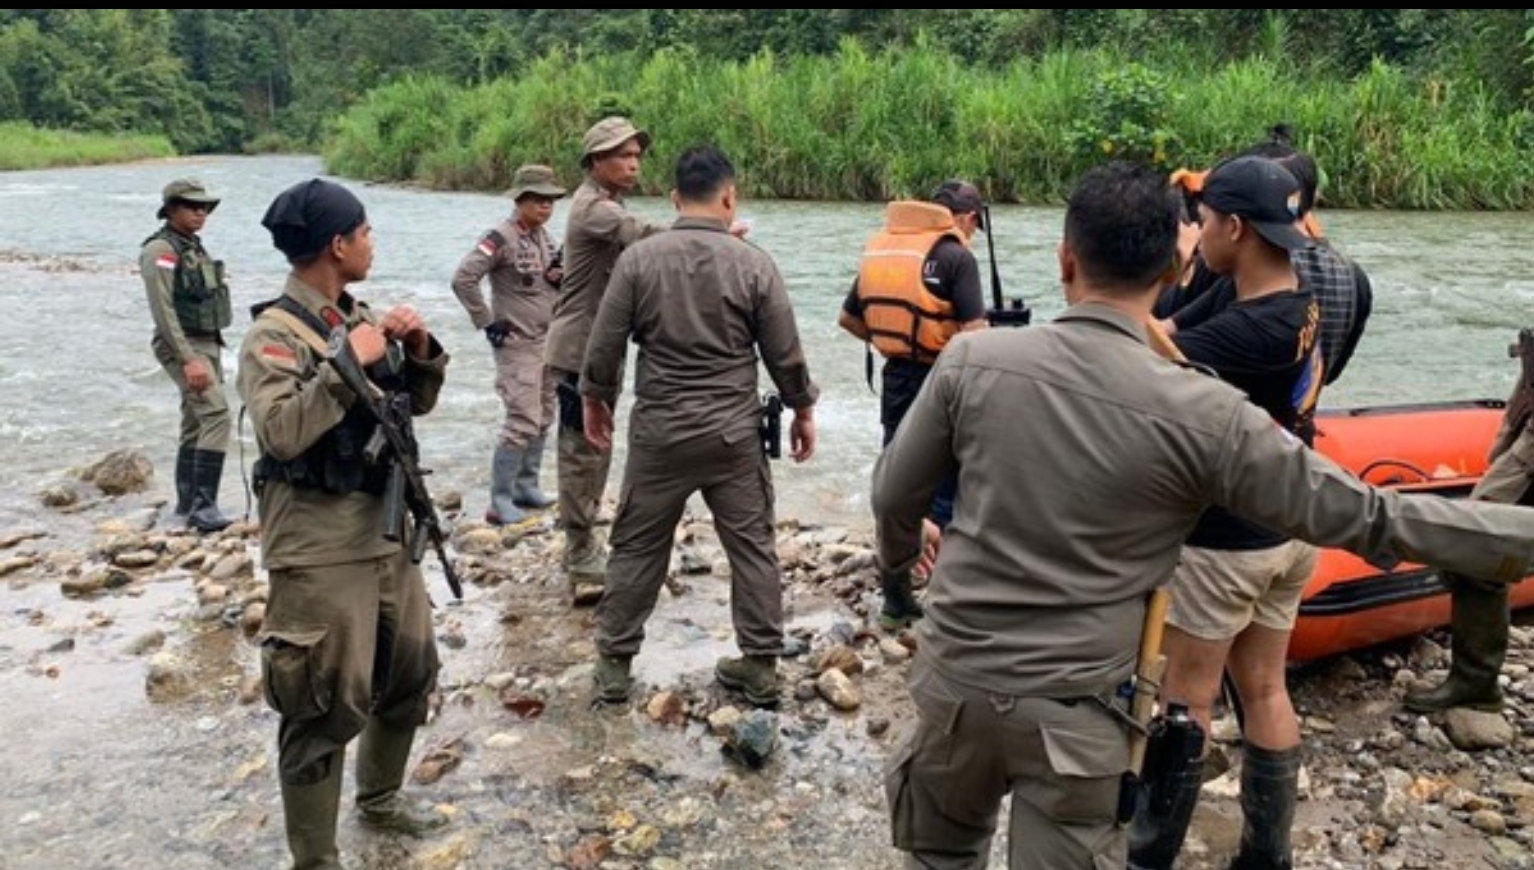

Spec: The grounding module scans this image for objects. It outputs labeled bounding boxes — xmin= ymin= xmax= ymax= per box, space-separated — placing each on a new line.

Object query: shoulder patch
xmin=477 ymin=229 xmax=508 ymax=257
xmin=155 ymin=253 xmax=178 ymax=270
xmin=259 ymin=344 xmax=298 ymax=362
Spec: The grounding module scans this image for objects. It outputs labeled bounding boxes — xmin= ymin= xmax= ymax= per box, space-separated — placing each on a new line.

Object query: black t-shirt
xmin=1174 ymin=289 xmax=1321 ymax=550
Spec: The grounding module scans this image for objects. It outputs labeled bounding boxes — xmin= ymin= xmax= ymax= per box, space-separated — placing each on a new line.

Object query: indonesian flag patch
xmin=260 ymin=344 xmax=298 ymax=362
xmin=155 ymin=253 xmax=178 ymax=270
xmin=476 ymin=229 xmax=507 ymax=258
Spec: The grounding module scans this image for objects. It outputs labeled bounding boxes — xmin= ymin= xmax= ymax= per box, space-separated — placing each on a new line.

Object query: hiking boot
xmin=878 ymin=568 xmax=924 ymax=632
xmin=593 ymin=654 xmax=633 ymax=703
xmin=715 ymin=654 xmax=779 ymax=708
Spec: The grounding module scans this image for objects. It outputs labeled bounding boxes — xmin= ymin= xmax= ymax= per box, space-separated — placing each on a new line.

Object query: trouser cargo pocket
xmin=257 ymin=624 xmax=331 ymax=720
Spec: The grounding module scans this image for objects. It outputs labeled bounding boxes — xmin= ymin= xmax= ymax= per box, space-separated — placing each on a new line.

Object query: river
xmin=1 ymin=154 xmax=1532 ymax=533
xmin=1 ymin=154 xmax=1532 ymax=870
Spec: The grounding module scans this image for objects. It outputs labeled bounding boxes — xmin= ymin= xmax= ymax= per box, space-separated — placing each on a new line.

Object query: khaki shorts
xmin=1166 ymin=541 xmax=1317 ymax=640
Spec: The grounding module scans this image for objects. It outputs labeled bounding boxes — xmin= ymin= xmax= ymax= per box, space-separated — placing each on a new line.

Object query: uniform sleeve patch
xmin=260 ymin=344 xmax=298 ymax=362
xmin=477 ymin=229 xmax=507 ymax=257
xmin=155 ymin=253 xmax=178 ymax=270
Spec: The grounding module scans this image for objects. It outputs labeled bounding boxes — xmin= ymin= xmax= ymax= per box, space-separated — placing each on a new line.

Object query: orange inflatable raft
xmin=1289 ymin=398 xmax=1534 ymax=661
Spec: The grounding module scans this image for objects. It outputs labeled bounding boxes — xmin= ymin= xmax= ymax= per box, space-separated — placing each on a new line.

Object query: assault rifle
xmin=981 ymin=204 xmax=1031 ymax=328
xmin=325 ymin=327 xmax=462 ymax=601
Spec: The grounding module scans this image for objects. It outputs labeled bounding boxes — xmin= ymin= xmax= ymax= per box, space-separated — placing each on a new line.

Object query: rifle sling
xmin=258 ymin=305 xmax=384 ymax=402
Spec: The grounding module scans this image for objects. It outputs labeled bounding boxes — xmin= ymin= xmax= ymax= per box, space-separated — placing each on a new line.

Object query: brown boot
xmin=355 ymin=719 xmax=449 ymax=836
xmin=715 ymin=654 xmax=780 ymax=708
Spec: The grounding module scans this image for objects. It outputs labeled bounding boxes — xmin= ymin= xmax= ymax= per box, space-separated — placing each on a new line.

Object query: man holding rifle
xmin=873 ymin=160 xmax=1534 ymax=870
xmin=838 ymin=178 xmax=988 ymax=631
xmin=237 ymin=178 xmax=451 ymax=870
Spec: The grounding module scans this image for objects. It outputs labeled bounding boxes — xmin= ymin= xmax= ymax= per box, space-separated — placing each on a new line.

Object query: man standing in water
xmin=239 ymin=178 xmax=451 ymax=870
xmin=451 ymin=163 xmax=568 ymax=527
xmin=139 ymin=178 xmax=233 ymax=532
xmin=543 ymin=115 xmax=669 ymax=602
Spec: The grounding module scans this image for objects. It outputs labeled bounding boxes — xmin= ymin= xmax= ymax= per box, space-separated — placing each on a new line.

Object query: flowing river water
xmin=1 ymin=154 xmax=1532 ymax=870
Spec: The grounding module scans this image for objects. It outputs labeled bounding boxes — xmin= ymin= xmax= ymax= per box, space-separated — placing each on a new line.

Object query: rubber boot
xmin=173 ymin=444 xmax=196 ymax=516
xmin=1403 ymin=580 xmax=1507 ymax=713
xmin=484 ymin=443 xmax=525 ymax=526
xmin=355 ymin=719 xmax=449 ymax=836
xmin=280 ymin=752 xmax=344 ymax=870
xmin=1226 ymin=743 xmax=1301 ymax=870
xmin=186 ymin=448 xmax=232 ymax=533
xmin=878 ymin=568 xmax=924 ymax=631
xmin=512 ymin=434 xmax=556 ymax=509
xmin=592 ymin=653 xmax=634 ymax=703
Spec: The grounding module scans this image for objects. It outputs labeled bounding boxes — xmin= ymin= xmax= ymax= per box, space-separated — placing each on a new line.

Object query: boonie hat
xmin=580 ymin=116 xmax=652 ymax=167
xmin=508 ymin=164 xmax=567 ymax=201
xmin=931 ymin=179 xmax=986 ymax=230
xmin=1199 ymin=156 xmax=1309 ymax=252
xmin=158 ymin=178 xmax=220 ymax=219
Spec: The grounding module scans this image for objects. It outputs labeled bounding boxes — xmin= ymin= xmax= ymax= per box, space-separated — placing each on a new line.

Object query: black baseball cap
xmin=931 ymin=179 xmax=986 ymax=230
xmin=1199 ymin=156 xmax=1309 ymax=252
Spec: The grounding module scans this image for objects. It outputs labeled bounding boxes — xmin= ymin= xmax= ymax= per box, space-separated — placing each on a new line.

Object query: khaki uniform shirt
xmin=873 ymin=302 xmax=1534 ymax=698
xmin=580 ymin=216 xmax=818 ymax=444
xmin=543 ymin=179 xmax=667 ymax=373
xmin=236 ymin=275 xmax=449 ymax=570
xmin=450 ymin=217 xmax=559 ymax=340
xmin=140 ymin=228 xmax=206 ymax=363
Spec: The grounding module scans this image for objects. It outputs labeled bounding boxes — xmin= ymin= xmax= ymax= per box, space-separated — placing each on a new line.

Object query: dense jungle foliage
xmin=3 ymin=10 xmax=1533 ymax=207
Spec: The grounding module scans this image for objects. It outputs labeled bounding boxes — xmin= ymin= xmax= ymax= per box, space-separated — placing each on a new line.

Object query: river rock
xmin=1443 ymin=707 xmax=1516 ymax=751
xmin=722 ymin=709 xmax=778 ymax=769
xmin=85 ymin=448 xmax=154 ymax=495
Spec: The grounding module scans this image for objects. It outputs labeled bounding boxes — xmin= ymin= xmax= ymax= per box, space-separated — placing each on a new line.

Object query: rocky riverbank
xmin=3 ymin=448 xmax=1533 ymax=870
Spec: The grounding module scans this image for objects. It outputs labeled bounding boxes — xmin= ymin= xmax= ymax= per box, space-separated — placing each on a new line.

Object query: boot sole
xmin=1403 ymin=697 xmax=1504 ymax=714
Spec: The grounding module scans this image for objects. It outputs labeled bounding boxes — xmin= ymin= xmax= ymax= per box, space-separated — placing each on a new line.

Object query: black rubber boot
xmin=1226 ymin=743 xmax=1301 ymax=870
xmin=281 ymin=752 xmax=344 ymax=870
xmin=186 ymin=448 xmax=232 ymax=533
xmin=877 ymin=568 xmax=924 ymax=631
xmin=173 ymin=444 xmax=196 ymax=516
xmin=1402 ymin=579 xmax=1507 ymax=713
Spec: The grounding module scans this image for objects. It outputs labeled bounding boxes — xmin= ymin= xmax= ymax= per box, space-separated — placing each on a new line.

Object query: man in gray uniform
xmin=238 ymin=179 xmax=451 ymax=870
xmin=873 ymin=160 xmax=1534 ymax=870
xmin=579 ymin=144 xmax=819 ymax=707
xmin=139 ymin=178 xmax=233 ymax=532
xmin=543 ymin=115 xmax=668 ymax=597
xmin=451 ymin=163 xmax=567 ymax=526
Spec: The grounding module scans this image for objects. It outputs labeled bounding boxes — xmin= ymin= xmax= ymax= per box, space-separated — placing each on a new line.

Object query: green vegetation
xmin=0 ymin=121 xmax=171 ymax=170
xmin=326 ymin=43 xmax=1534 ymax=210
xmin=2 ymin=10 xmax=1533 ymax=208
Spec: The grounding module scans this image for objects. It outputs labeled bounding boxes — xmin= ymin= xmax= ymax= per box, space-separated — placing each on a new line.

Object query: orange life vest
xmin=856 ymin=201 xmax=965 ymax=363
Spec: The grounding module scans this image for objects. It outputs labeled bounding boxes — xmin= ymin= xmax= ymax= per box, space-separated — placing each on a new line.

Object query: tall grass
xmin=322 ymin=43 xmax=1534 ymax=210
xmin=0 ymin=122 xmax=172 ymax=170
